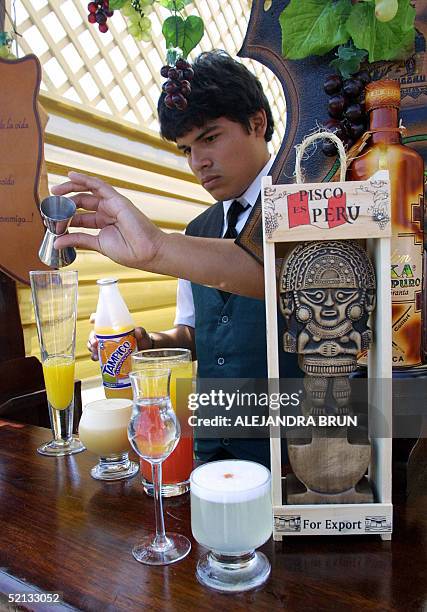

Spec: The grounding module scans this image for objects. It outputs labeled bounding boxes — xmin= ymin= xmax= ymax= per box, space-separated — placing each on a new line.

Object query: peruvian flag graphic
xmin=287 ymin=191 xmax=310 ymax=228
xmin=327 ymin=193 xmax=348 ymax=228
xmin=287 ymin=191 xmax=347 ymax=229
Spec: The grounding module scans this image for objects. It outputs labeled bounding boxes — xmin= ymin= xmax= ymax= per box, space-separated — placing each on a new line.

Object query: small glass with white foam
xmin=190 ymin=460 xmax=272 ymax=592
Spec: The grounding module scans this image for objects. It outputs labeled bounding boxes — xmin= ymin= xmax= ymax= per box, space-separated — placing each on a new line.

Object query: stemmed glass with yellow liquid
xmin=30 ymin=270 xmax=85 ymax=456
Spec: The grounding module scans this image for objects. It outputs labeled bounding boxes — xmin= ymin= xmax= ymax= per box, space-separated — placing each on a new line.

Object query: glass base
xmin=142 ymin=477 xmax=190 ymax=497
xmin=196 ymin=551 xmax=271 ymax=593
xmin=91 ymin=454 xmax=139 ymax=481
xmin=132 ymin=533 xmax=191 ymax=566
xmin=37 ymin=435 xmax=86 ymax=457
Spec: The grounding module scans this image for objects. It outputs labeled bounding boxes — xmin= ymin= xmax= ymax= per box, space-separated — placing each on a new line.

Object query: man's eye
xmin=183 ymin=148 xmax=191 ymax=156
xmin=206 ymin=134 xmax=218 ymax=143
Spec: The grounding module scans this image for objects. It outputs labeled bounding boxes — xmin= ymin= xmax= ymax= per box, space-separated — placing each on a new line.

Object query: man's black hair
xmin=158 ymin=50 xmax=274 ymax=143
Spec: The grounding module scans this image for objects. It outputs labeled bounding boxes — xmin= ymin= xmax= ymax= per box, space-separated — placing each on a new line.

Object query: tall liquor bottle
xmin=347 ymin=80 xmax=425 ymax=369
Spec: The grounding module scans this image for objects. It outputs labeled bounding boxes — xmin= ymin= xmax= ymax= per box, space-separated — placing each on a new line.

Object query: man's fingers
xmin=51 ymin=181 xmax=80 ymax=197
xmin=88 ymin=327 xmax=99 ymax=361
xmin=51 ymin=173 xmax=118 ymax=202
xmin=68 ymin=172 xmax=117 ymax=199
xmin=54 ymin=232 xmax=100 ymax=252
xmin=135 ymin=327 xmax=145 ymax=342
xmin=87 ymin=335 xmax=99 ymax=357
xmin=71 ymin=212 xmax=100 ymax=229
xmin=135 ymin=327 xmax=154 ymax=350
xmin=71 ymin=193 xmax=100 ymax=210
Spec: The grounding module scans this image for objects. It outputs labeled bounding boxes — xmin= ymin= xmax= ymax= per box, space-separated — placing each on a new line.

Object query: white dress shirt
xmin=174 ymin=156 xmax=274 ymax=328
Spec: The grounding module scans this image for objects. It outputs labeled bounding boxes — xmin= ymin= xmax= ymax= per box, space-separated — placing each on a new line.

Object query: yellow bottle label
xmin=359 ymin=237 xmax=423 ymax=368
xmin=96 ymin=328 xmax=137 ymax=390
xmin=390 ymin=237 xmax=423 ymax=367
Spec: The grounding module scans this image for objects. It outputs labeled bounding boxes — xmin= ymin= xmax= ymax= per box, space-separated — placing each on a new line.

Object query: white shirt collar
xmin=222 ymin=155 xmax=275 ymax=215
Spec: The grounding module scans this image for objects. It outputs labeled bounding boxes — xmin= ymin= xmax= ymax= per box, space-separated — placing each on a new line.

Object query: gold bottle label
xmin=390 ymin=237 xmax=423 ymax=366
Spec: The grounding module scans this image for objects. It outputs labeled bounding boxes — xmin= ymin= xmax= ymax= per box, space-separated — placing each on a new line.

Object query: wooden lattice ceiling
xmin=12 ymin=0 xmax=286 ymax=150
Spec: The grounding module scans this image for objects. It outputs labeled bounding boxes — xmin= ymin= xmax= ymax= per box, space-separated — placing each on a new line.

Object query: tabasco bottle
xmin=347 ymin=79 xmax=425 ymax=369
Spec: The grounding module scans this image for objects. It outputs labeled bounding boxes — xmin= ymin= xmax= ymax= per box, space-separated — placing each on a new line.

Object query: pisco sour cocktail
xmin=190 ymin=460 xmax=272 ymax=592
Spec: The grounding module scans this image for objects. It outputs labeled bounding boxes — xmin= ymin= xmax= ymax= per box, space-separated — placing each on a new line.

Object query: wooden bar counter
xmin=0 ymin=423 xmax=425 ymax=611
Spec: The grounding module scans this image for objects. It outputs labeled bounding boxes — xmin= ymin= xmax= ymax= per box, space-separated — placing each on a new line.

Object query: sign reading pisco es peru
xmin=262 ymin=170 xmax=391 ymax=243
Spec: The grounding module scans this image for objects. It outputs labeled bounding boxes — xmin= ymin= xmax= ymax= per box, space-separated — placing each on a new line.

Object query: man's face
xmin=176 ymin=115 xmax=269 ymax=201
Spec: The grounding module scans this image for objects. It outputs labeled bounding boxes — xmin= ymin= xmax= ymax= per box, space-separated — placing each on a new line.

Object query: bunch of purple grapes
xmin=161 ymin=59 xmax=194 ymax=111
xmin=87 ymin=1 xmax=113 ymax=33
xmin=322 ymin=70 xmax=371 ymax=156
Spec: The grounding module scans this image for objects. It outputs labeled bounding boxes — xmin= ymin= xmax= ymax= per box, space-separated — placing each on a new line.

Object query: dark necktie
xmin=219 ymin=200 xmax=249 ymax=301
xmin=223 ymin=199 xmax=249 ymax=239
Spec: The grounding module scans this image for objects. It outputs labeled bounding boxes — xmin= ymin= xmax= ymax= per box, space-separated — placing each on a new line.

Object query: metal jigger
xmin=39 ymin=196 xmax=77 ymax=267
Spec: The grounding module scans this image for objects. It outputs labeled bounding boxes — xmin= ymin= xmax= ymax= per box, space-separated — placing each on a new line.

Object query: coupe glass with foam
xmin=30 ymin=270 xmax=84 ymax=456
xmin=128 ymin=368 xmax=191 ymax=565
xmin=191 ymin=460 xmax=272 ymax=592
xmin=131 ymin=349 xmax=193 ymax=497
xmin=79 ymin=398 xmax=139 ymax=480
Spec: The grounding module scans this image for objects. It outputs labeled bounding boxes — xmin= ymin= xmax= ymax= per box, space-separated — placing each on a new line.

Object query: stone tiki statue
xmin=279 ymin=240 xmax=376 ymax=504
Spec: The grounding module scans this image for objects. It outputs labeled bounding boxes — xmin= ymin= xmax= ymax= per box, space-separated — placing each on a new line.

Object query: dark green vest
xmin=185 ymin=201 xmax=301 ymax=465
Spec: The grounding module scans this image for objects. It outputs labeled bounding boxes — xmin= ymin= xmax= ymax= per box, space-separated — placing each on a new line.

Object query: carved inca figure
xmin=279 ymin=241 xmax=376 ymax=377
xmin=279 ymin=240 xmax=376 ymax=504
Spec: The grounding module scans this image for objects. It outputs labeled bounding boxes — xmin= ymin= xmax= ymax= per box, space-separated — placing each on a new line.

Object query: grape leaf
xmin=280 ymin=0 xmax=351 ymax=60
xmin=330 ymin=44 xmax=368 ymax=78
xmin=109 ymin=0 xmax=127 ymax=9
xmin=162 ymin=15 xmax=204 ymax=59
xmin=346 ymin=0 xmax=416 ymax=62
xmin=159 ymin=0 xmax=192 ymax=10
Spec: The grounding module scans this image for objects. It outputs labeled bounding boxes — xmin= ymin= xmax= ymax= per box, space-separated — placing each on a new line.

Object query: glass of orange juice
xmin=30 ymin=270 xmax=85 ymax=456
xmin=131 ymin=349 xmax=193 ymax=497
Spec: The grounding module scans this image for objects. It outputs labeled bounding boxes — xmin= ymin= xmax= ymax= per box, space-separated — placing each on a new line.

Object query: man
xmin=54 ymin=51 xmax=300 ymax=465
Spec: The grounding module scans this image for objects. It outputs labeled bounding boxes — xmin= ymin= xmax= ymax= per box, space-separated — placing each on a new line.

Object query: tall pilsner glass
xmin=30 ymin=270 xmax=85 ymax=456
xmin=132 ymin=349 xmax=193 ymax=497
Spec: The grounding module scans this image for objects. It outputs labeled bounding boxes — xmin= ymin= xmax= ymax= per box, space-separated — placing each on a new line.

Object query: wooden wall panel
xmin=16 ymin=106 xmax=200 ymax=385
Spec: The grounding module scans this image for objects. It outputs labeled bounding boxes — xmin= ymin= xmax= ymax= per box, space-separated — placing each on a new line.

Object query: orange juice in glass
xmin=42 ymin=356 xmax=75 ymax=410
xmin=131 ymin=349 xmax=193 ymax=496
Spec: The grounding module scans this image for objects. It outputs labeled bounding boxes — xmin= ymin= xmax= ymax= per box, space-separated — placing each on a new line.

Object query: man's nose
xmin=190 ymin=151 xmax=212 ymax=173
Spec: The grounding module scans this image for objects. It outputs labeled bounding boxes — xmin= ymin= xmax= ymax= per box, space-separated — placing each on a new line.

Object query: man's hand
xmin=51 ymin=172 xmax=164 ymax=270
xmin=51 ymin=171 xmax=265 ymax=299
xmin=88 ymin=325 xmax=152 ymax=361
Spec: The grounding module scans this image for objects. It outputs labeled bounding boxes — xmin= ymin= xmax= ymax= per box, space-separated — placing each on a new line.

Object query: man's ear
xmin=249 ymin=109 xmax=267 ymax=138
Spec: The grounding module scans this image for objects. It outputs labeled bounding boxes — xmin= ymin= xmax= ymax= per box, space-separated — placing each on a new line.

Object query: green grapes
xmin=0 ymin=44 xmax=16 ymax=60
xmin=121 ymin=2 xmax=135 ymax=17
xmin=123 ymin=0 xmax=153 ymax=42
xmin=374 ymin=0 xmax=398 ymax=23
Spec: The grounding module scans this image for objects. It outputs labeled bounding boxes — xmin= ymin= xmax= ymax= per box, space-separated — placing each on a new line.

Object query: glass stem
xmin=152 ymin=462 xmax=168 ymax=549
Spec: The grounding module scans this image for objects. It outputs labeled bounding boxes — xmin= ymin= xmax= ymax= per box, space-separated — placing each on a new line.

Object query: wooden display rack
xmin=262 ymin=137 xmax=393 ymax=540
